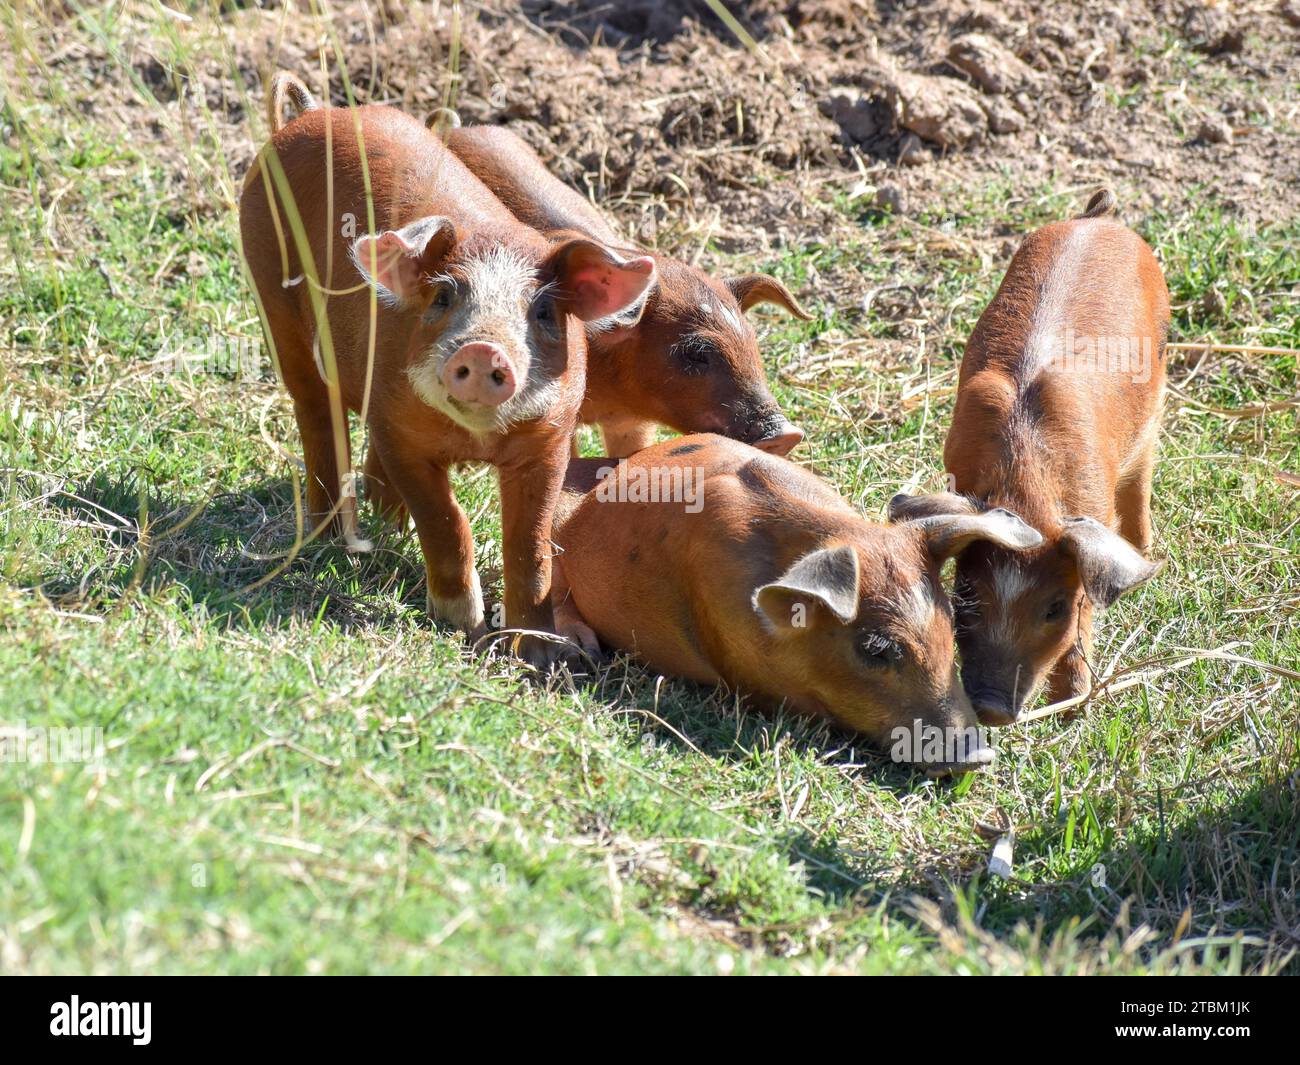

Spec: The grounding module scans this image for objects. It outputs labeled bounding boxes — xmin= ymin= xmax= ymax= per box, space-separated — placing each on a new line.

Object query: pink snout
xmin=752 ymin=424 xmax=804 ymax=457
xmin=442 ymin=342 xmax=518 ymax=408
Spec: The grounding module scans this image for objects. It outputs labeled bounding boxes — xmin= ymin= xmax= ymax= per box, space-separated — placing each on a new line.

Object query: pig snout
xmin=741 ymin=406 xmax=804 ymax=456
xmin=442 ymin=342 xmax=518 ymax=408
xmin=919 ymin=721 xmax=997 ymax=778
xmin=970 ymin=689 xmax=1018 ymax=727
xmin=751 ymin=420 xmax=804 ymax=456
xmin=960 ymin=654 xmax=1026 ymax=726
xmin=912 ymin=684 xmax=998 ymax=777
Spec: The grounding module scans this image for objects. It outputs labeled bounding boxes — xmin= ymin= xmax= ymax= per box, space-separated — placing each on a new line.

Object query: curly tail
xmin=1079 ymin=187 xmax=1116 ymax=219
xmin=267 ymin=72 xmax=319 ymax=135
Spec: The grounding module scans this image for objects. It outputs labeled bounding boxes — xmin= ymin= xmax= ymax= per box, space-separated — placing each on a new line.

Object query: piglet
xmin=550 ymin=435 xmax=1045 ymax=772
xmin=444 ymin=124 xmax=809 ymax=457
xmin=890 ymin=190 xmax=1168 ymax=721
xmin=239 ymin=101 xmax=655 ymax=667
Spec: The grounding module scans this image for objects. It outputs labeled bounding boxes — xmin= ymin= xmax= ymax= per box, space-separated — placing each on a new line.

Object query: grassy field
xmin=1 ymin=4 xmax=1297 ymax=974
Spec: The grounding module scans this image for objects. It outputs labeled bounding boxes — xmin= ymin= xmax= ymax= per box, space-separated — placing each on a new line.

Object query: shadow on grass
xmin=31 ymin=474 xmax=1299 ymax=971
xmin=34 ymin=470 xmax=427 ymax=633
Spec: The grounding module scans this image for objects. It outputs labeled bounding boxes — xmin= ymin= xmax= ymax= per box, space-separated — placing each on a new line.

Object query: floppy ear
xmin=1059 ymin=516 xmax=1158 ymax=608
xmin=352 ymin=216 xmax=457 ymax=304
xmin=725 ymin=274 xmax=813 ymax=320
xmin=553 ymin=240 xmax=657 ymax=323
xmin=888 ymin=491 xmax=980 ymax=523
xmin=911 ymin=508 xmax=1043 ymax=563
xmin=753 ymin=545 xmax=859 ymax=631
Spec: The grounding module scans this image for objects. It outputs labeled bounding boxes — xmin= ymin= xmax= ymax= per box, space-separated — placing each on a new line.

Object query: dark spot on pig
xmin=669 ymin=443 xmax=704 ymax=456
xmin=628 ymin=546 xmax=640 ymax=563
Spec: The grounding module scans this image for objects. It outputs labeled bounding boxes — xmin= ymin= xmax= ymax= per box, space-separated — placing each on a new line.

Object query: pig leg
xmin=1046 ymin=598 xmax=1094 ymax=704
xmin=363 ymin=446 xmax=409 ymax=528
xmin=551 ymin=556 xmax=602 ymax=659
xmin=375 ymin=441 xmax=484 ymax=638
xmin=262 ymin=299 xmax=357 ymax=539
xmin=1115 ymin=447 xmax=1155 ymax=554
xmin=496 ymin=437 xmax=582 ymax=670
xmin=599 ymin=417 xmax=657 ymax=459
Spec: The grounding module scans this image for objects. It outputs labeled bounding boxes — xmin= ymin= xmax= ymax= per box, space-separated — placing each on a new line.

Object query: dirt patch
xmin=21 ymin=1 xmax=1300 ymax=253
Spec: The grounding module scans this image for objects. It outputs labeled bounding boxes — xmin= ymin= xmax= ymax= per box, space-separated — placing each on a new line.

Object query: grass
xmin=0 ymin=3 xmax=1297 ymax=975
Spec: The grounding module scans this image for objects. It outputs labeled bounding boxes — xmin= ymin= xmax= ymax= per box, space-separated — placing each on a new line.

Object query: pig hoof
xmin=501 ymin=631 xmax=588 ymax=676
xmin=426 ymin=576 xmax=486 ymax=636
xmin=559 ymin=620 xmax=602 ymax=659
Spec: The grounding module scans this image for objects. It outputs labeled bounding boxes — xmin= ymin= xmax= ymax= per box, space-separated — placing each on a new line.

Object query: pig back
xmin=553 ymin=437 xmax=856 ymax=684
xmin=445 ymin=126 xmax=624 ymax=247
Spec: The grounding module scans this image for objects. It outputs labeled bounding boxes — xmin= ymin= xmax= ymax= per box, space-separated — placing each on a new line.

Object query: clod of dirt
xmin=1197 ymin=114 xmax=1234 ymax=144
xmin=1201 ymin=286 xmax=1229 ymax=319
xmin=881 ymin=68 xmax=988 ymax=148
xmin=1284 ymin=0 xmax=1300 ymax=28
xmin=821 ymin=87 xmax=878 ymax=144
xmin=987 ymin=98 xmax=1025 ymax=135
xmin=946 ymin=33 xmax=1038 ymax=95
xmin=874 ymin=182 xmax=906 ymax=214
xmin=1182 ymin=4 xmax=1246 ymax=55
xmin=898 ymin=132 xmax=930 ymax=166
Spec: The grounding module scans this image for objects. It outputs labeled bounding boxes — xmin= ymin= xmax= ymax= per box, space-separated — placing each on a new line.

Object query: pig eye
xmin=1044 ymin=598 xmax=1068 ymax=623
xmin=427 ymin=284 xmax=453 ymax=313
xmin=673 ymin=335 xmax=716 ymax=374
xmin=531 ymin=294 xmax=558 ymax=331
xmin=858 ymin=632 xmax=904 ymax=668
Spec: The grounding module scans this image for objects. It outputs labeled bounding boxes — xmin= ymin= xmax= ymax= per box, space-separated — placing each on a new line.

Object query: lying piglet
xmin=550 ymin=435 xmax=1044 ymax=772
xmin=890 ymin=190 xmax=1168 ymax=720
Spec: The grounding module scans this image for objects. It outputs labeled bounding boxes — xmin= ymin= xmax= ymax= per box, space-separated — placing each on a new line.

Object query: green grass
xmin=0 ymin=4 xmax=1297 ymax=974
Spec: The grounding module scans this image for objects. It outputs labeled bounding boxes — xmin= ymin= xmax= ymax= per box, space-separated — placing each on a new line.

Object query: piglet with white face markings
xmin=549 ymin=435 xmax=1044 ymax=774
xmin=890 ymin=190 xmax=1169 ymax=722
xmin=444 ymin=125 xmax=810 ymax=459
xmin=240 ymin=97 xmax=655 ymax=670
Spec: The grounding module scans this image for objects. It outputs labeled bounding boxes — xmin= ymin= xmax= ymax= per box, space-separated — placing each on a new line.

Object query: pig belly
xmin=562 ymin=544 xmax=721 ymax=686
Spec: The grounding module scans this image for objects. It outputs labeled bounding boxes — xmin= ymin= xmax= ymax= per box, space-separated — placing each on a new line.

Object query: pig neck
xmin=579 ymin=319 xmax=648 ymax=422
xmin=975 ymin=400 xmax=1113 ymax=535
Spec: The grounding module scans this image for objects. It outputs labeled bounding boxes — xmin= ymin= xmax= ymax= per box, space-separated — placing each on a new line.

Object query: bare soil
xmin=35 ymin=1 xmax=1300 ymax=250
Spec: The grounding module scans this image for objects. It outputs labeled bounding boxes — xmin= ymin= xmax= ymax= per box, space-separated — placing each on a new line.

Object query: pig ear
xmin=1059 ymin=516 xmax=1158 ymax=608
xmin=753 ymin=545 xmax=859 ymax=630
xmin=911 ymin=508 xmax=1043 ymax=563
xmin=553 ymin=241 xmax=657 ymax=323
xmin=725 ymin=274 xmax=813 ymax=320
xmin=888 ymin=491 xmax=980 ymax=523
xmin=352 ymin=216 xmax=457 ymax=304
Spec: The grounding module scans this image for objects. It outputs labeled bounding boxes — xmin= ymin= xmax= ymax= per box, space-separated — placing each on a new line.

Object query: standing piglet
xmin=891 ymin=191 xmax=1168 ymax=721
xmin=239 ymin=101 xmax=654 ymax=666
xmin=443 ymin=124 xmax=809 ymax=457
xmin=550 ymin=435 xmax=1045 ymax=772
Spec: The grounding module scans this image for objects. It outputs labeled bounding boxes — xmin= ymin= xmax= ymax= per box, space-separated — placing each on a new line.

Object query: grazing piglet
xmin=239 ymin=102 xmax=655 ymax=667
xmin=890 ymin=191 xmax=1168 ymax=722
xmin=550 ymin=434 xmax=1046 ymax=772
xmin=442 ymin=124 xmax=809 ymax=458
